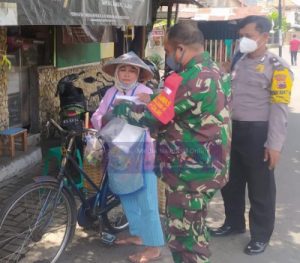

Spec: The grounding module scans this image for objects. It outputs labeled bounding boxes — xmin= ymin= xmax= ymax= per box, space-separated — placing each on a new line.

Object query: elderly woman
xmin=91 ymin=51 xmax=164 ymax=263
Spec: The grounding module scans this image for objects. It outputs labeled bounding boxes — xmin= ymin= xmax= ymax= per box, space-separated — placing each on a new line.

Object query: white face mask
xmin=239 ymin=37 xmax=258 ymax=53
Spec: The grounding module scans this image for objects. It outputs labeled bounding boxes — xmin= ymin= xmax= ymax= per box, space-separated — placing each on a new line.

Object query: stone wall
xmin=0 ymin=27 xmax=8 ymax=131
xmin=38 ymin=62 xmax=113 ymax=131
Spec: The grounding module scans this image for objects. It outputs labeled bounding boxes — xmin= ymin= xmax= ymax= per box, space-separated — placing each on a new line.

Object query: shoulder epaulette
xmin=269 ymin=56 xmax=285 ymax=70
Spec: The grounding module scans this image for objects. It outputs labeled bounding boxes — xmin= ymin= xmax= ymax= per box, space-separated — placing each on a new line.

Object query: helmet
xmin=142 ymin=59 xmax=160 ymax=81
xmin=141 ymin=59 xmax=160 ymax=89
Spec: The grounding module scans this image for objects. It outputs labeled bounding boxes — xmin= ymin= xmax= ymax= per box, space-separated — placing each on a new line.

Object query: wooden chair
xmin=0 ymin=128 xmax=28 ymax=158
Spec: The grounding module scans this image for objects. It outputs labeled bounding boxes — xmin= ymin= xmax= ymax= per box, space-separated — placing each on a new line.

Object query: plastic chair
xmin=43 ymin=146 xmax=84 ymax=189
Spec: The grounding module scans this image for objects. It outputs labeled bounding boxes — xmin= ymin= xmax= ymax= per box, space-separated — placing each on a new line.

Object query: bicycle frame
xmin=55 ymin=128 xmax=120 ymax=219
xmin=65 ymin=157 xmax=119 ymax=216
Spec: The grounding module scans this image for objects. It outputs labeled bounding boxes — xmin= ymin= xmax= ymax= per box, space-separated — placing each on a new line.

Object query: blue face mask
xmin=166 ymin=54 xmax=181 ymax=72
xmin=166 ymin=49 xmax=185 ymax=72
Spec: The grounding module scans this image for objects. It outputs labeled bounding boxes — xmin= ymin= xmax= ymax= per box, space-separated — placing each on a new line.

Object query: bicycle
xmin=0 ymin=119 xmax=128 ymax=263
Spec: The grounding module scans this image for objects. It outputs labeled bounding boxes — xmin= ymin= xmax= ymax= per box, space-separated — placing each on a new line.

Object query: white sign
xmin=152 ymin=29 xmax=165 ymax=37
xmin=0 ymin=2 xmax=17 ymax=25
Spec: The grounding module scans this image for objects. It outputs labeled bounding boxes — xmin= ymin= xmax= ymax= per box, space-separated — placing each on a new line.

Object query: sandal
xmin=128 ymin=248 xmax=161 ymax=263
xmin=114 ymin=236 xmax=143 ymax=246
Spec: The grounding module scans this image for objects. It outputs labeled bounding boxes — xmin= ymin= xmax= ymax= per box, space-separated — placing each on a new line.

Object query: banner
xmin=0 ymin=0 xmax=151 ymax=25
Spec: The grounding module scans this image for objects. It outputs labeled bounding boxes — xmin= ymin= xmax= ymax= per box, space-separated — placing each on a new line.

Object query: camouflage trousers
xmin=165 ymin=187 xmax=217 ymax=263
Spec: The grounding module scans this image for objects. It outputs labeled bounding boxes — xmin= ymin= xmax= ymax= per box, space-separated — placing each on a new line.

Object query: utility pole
xmin=167 ymin=0 xmax=173 ymax=28
xmin=278 ymin=0 xmax=282 ymax=57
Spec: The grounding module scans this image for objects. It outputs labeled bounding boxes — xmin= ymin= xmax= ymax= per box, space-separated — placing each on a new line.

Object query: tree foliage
xmin=267 ymin=11 xmax=290 ymax=33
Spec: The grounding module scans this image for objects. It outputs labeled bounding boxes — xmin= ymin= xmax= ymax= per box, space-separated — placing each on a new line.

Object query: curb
xmin=0 ymin=147 xmax=42 ymax=183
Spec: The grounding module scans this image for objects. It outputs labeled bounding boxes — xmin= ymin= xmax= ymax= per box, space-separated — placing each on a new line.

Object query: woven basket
xmin=83 ymin=160 xmax=105 ymax=193
xmin=157 ymin=178 xmax=166 ymax=215
xmin=82 ymin=129 xmax=106 ymax=194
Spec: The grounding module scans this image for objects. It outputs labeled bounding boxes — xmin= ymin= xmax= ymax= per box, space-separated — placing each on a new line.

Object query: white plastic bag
xmin=100 ymin=117 xmax=145 ymax=153
xmin=84 ymin=131 xmax=104 ymax=166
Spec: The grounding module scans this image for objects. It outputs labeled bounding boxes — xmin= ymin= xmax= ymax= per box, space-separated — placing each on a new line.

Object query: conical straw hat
xmin=102 ymin=51 xmax=154 ymax=81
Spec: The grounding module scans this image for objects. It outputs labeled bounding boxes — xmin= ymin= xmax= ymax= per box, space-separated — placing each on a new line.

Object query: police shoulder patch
xmin=271 ymin=68 xmax=292 ymax=104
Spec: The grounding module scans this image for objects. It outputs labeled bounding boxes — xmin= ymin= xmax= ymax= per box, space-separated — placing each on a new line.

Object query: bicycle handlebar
xmin=47 ymin=119 xmax=98 ymax=137
xmin=48 ymin=119 xmax=67 ymax=134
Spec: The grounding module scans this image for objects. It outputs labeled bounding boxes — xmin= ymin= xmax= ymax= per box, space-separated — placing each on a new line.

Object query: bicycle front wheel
xmin=0 ymin=181 xmax=77 ymax=263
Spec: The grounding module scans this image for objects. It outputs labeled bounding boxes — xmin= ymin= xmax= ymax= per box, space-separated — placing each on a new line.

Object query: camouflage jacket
xmin=113 ymin=52 xmax=232 ymax=193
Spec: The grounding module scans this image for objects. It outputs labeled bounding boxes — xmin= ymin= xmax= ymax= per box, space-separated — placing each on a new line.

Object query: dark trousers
xmin=291 ymin=51 xmax=298 ymax=65
xmin=221 ymin=121 xmax=276 ymax=242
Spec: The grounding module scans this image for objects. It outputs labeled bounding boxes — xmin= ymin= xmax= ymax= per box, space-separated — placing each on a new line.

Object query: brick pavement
xmin=0 ymin=163 xmax=76 ymax=262
xmin=0 ymin=163 xmax=42 ymax=210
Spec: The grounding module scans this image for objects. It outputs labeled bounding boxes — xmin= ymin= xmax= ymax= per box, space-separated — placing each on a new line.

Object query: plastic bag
xmin=100 ymin=117 xmax=145 ymax=153
xmin=99 ymin=118 xmax=146 ymax=195
xmin=84 ymin=131 xmax=104 ymax=166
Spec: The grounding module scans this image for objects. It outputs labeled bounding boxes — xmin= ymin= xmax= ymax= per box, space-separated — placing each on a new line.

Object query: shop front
xmin=0 ymin=0 xmax=152 ymax=133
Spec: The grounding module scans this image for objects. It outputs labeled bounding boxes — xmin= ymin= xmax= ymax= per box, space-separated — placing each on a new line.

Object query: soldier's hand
xmin=113 ymin=102 xmax=130 ymax=117
xmin=264 ymin=148 xmax=281 ymax=170
xmin=112 ymin=99 xmax=122 ymax=106
xmin=137 ymin=93 xmax=151 ymax=104
xmin=220 ymin=61 xmax=232 ymax=73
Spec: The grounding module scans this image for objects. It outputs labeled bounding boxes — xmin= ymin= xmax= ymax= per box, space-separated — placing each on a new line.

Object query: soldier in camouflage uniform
xmin=112 ymin=22 xmax=231 ymax=263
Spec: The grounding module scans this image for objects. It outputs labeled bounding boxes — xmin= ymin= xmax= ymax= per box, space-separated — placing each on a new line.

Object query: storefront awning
xmin=0 ymin=0 xmax=151 ymax=26
xmin=190 ymin=7 xmax=268 ymax=21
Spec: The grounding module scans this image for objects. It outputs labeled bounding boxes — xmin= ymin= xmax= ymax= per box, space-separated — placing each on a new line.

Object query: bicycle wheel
xmin=0 ymin=181 xmax=77 ymax=263
xmin=102 ymin=194 xmax=128 ymax=233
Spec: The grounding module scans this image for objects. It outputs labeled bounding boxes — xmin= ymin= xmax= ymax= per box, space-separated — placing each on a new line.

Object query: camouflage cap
xmin=102 ymin=51 xmax=154 ymax=81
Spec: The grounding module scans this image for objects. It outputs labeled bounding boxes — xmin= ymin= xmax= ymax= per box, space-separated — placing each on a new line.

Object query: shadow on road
xmin=208 ymin=110 xmax=300 ymax=263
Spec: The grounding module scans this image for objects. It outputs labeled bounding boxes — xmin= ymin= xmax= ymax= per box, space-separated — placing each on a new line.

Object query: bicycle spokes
xmin=0 ymin=183 xmax=76 ymax=263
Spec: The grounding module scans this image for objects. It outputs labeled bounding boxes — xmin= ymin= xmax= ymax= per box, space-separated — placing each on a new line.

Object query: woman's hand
xmin=137 ymin=93 xmax=151 ymax=104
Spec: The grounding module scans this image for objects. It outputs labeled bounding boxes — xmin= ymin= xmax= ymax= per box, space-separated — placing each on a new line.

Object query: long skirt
xmin=120 ymin=171 xmax=165 ymax=247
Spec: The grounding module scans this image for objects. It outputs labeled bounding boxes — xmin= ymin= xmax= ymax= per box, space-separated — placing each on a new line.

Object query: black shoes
xmin=209 ymin=224 xmax=246 ymax=237
xmin=210 ymin=224 xmax=268 ymax=255
xmin=244 ymin=240 xmax=268 ymax=255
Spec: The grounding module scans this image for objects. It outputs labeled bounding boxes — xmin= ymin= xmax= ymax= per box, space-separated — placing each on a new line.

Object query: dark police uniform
xmin=221 ymin=51 xmax=293 ymax=242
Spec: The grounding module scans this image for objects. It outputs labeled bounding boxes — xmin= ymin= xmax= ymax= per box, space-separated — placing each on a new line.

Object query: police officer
xmin=211 ymin=15 xmax=293 ymax=255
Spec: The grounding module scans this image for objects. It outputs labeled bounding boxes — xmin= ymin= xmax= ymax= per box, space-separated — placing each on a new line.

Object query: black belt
xmin=232 ymin=120 xmax=268 ymax=128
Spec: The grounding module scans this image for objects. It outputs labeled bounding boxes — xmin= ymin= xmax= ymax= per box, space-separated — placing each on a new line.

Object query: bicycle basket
xmin=157 ymin=178 xmax=166 ymax=214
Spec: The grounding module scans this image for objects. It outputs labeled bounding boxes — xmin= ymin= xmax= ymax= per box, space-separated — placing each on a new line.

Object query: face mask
xmin=119 ymin=81 xmax=137 ymax=91
xmin=166 ymin=48 xmax=185 ymax=72
xmin=166 ymin=54 xmax=181 ymax=72
xmin=239 ymin=37 xmax=258 ymax=53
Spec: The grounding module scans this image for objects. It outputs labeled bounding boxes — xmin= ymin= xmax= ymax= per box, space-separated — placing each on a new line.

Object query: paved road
xmin=0 ymin=46 xmax=299 ymax=262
